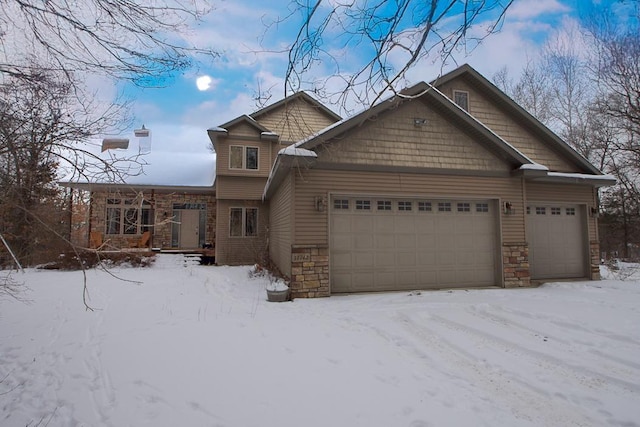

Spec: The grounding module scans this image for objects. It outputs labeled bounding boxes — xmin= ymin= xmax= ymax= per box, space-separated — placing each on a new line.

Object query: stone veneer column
xmin=502 ymin=242 xmax=531 ymax=287
xmin=589 ymin=240 xmax=601 ymax=280
xmin=289 ymin=245 xmax=330 ymax=298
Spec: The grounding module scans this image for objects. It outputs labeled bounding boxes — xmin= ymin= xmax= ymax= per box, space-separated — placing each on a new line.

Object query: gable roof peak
xmin=250 ymin=91 xmax=342 ymax=122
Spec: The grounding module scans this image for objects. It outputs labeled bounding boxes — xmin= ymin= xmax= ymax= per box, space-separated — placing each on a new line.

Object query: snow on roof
xmin=61 ymin=143 xmax=216 ymax=188
xmin=278 ymin=145 xmax=317 ymax=157
xmin=547 ymin=172 xmax=616 ymax=181
xmin=518 ymin=163 xmax=549 ymax=171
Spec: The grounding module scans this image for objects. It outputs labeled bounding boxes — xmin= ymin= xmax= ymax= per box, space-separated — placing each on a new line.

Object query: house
xmin=208 ymin=64 xmax=614 ymax=298
xmin=66 ymin=64 xmax=614 ymax=297
xmin=63 ymin=131 xmax=217 ymax=251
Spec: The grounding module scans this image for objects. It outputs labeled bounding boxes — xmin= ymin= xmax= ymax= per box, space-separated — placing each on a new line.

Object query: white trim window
xmin=230 ymin=207 xmax=258 ymax=237
xmin=106 ymin=198 xmax=152 ymax=235
xmin=453 ymin=90 xmax=469 ymax=112
xmin=229 ymin=145 xmax=259 ymax=170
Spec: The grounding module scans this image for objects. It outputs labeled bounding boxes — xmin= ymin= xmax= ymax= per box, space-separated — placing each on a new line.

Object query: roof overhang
xmin=59 ymin=181 xmax=216 ymax=194
xmin=263 ymin=150 xmax=317 ymax=200
xmin=528 ymin=172 xmax=617 ymax=188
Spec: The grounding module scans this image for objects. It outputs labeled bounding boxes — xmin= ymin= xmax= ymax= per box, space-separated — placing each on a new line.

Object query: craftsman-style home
xmin=67 ymin=64 xmax=615 ymax=297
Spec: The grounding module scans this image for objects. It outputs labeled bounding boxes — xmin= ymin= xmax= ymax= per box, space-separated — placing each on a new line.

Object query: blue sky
xmin=115 ymin=0 xmax=621 ymax=154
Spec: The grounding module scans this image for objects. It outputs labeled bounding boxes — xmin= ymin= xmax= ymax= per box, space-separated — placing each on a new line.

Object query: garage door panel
xmin=331 ymin=197 xmax=498 ymax=293
xmin=332 ymin=252 xmax=352 ymax=269
xmin=354 ymin=252 xmax=374 ymax=268
xmin=355 ymin=234 xmax=374 ymax=249
xmin=527 ymin=204 xmax=586 ymax=279
xmin=375 ymin=217 xmax=394 ymax=233
xmin=397 ymin=252 xmax=417 ymax=267
xmin=396 ymin=235 xmax=417 ymax=249
xmin=354 ymin=217 xmax=374 ymax=233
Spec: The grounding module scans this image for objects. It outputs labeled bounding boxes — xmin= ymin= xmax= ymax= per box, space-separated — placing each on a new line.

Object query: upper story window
xmin=230 ymin=145 xmax=259 ymax=170
xmin=453 ymin=90 xmax=469 ymax=112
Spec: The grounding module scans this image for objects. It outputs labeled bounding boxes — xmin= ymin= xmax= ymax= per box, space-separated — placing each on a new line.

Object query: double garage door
xmin=526 ymin=204 xmax=587 ymax=279
xmin=330 ymin=196 xmax=499 ymax=293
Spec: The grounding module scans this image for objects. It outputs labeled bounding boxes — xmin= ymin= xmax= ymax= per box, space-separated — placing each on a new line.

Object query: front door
xmin=180 ymin=209 xmax=200 ymax=249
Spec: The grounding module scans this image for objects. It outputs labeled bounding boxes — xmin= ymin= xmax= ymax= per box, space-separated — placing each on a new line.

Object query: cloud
xmin=507 ymin=0 xmax=571 ymax=20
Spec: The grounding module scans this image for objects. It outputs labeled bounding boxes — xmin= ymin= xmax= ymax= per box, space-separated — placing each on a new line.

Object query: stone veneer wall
xmin=89 ymin=190 xmax=216 ymax=249
xmin=289 ymin=245 xmax=330 ymax=298
xmin=502 ymin=242 xmax=531 ymax=287
xmin=590 ymin=240 xmax=601 ymax=280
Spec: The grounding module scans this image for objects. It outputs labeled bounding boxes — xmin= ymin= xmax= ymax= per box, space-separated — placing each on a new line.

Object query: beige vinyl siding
xmin=228 ymin=122 xmax=263 ymax=138
xmin=256 ymin=98 xmax=337 ymax=142
xmin=438 ymin=79 xmax=580 ymax=173
xmin=269 ymin=172 xmax=293 ymax=276
xmin=216 ymin=176 xmax=266 ymax=200
xmin=215 ymin=199 xmax=268 ymax=265
xmin=316 ymin=101 xmax=511 ymax=172
xmin=293 ymin=168 xmax=525 ymax=245
xmin=215 ymin=139 xmax=272 ymax=177
xmin=526 ymin=182 xmax=598 ymax=241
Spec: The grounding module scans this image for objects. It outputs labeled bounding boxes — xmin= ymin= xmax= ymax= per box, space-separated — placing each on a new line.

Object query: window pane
xmin=141 ymin=208 xmax=152 ymax=233
xmin=246 ymin=147 xmax=258 ymax=170
xmin=355 ymin=200 xmax=370 ymax=210
xmin=230 ymin=146 xmax=243 ymax=169
xmin=106 ymin=207 xmax=121 ymax=234
xmin=418 ymin=202 xmax=432 ymax=212
xmin=551 ymin=207 xmax=561 ymax=215
xmin=230 ymin=208 xmax=243 ymax=237
xmin=454 ymin=91 xmax=469 ymax=111
xmin=476 ymin=203 xmax=489 ymax=213
xmin=334 ymin=199 xmax=349 ymax=210
xmin=457 ymin=202 xmax=470 ymax=212
xmin=377 ymin=200 xmax=392 ymax=211
xmin=438 ymin=202 xmax=451 ymax=212
xmin=171 ymin=210 xmax=181 ymax=247
xmin=566 ymin=207 xmax=576 ymax=216
xmin=123 ymin=208 xmax=138 ymax=234
xmin=245 ymin=208 xmax=258 ymax=237
xmin=398 ymin=201 xmax=412 ymax=211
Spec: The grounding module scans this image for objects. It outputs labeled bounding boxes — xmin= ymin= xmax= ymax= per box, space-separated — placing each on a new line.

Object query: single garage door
xmin=330 ymin=196 xmax=498 ymax=293
xmin=526 ymin=204 xmax=586 ymax=279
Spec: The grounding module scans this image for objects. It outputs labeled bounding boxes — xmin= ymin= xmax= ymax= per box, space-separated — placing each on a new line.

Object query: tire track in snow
xmin=340 ymin=310 xmax=595 ymax=426
xmin=392 ymin=312 xmax=598 ymax=426
xmin=428 ymin=312 xmax=640 ymax=393
xmin=467 ymin=305 xmax=640 ymax=379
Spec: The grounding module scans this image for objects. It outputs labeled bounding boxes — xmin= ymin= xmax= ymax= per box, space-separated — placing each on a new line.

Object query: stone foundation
xmin=289 ymin=245 xmax=330 ymax=298
xmin=503 ymin=242 xmax=531 ymax=287
xmin=590 ymin=240 xmax=601 ymax=280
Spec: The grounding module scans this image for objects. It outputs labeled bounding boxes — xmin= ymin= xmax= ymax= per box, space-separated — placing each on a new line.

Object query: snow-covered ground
xmin=1 ymin=254 xmax=639 ymax=426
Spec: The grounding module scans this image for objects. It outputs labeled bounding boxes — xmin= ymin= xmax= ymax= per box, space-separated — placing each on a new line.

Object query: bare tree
xmin=493 ymin=60 xmax=554 ymax=125
xmin=0 ymin=72 xmax=132 ymax=266
xmin=283 ymin=0 xmax=514 ymax=112
xmin=0 ymin=0 xmax=216 ymax=86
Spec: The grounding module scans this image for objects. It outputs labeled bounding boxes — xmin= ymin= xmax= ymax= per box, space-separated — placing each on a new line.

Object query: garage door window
xmin=356 ymin=200 xmax=371 ymax=210
xmin=457 ymin=202 xmax=471 ymax=212
xmin=438 ymin=202 xmax=452 ymax=212
xmin=418 ymin=201 xmax=432 ymax=212
xmin=536 ymin=207 xmax=546 ymax=215
xmin=566 ymin=207 xmax=576 ymax=216
xmin=334 ymin=199 xmax=349 ymax=210
xmin=377 ymin=200 xmax=392 ymax=211
xmin=398 ymin=201 xmax=412 ymax=211
xmin=476 ymin=203 xmax=489 ymax=213
xmin=551 ymin=207 xmax=561 ymax=215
